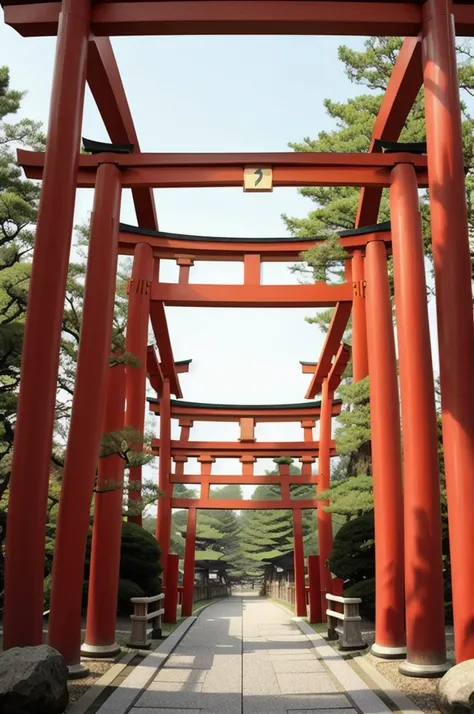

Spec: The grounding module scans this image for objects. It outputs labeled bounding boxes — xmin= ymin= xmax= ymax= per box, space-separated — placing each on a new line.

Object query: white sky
xmin=1 ymin=21 xmax=446 ymax=500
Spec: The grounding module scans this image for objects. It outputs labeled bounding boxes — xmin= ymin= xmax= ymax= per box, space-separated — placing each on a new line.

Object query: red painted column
xmin=156 ymin=378 xmax=172 ymax=584
xmin=423 ymin=0 xmax=474 ymax=664
xmin=307 ymin=555 xmax=322 ymax=624
xmin=3 ymin=0 xmax=91 ymax=650
xmin=164 ymin=553 xmax=179 ymax=624
xmin=365 ymin=239 xmax=406 ymax=659
xmin=82 ymin=363 xmax=126 ymax=658
xmin=293 ymin=509 xmax=306 ymax=617
xmin=126 ymin=243 xmax=154 ymax=527
xmin=390 ymin=163 xmax=449 ymax=676
xmin=181 ymin=508 xmax=197 ymax=617
xmin=48 ymin=163 xmax=122 ymax=675
xmin=318 ymin=378 xmax=334 ymax=614
xmin=351 ymin=249 xmax=369 ymax=381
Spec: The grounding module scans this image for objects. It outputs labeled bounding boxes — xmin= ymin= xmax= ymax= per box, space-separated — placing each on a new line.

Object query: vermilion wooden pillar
xmin=82 ymin=363 xmax=126 ymax=659
xmin=390 ymin=163 xmax=449 ymax=676
xmin=293 ymin=508 xmax=306 ymax=617
xmin=3 ymin=0 xmax=91 ymax=650
xmin=126 ymin=243 xmax=154 ymax=526
xmin=351 ymin=249 xmax=369 ymax=381
xmin=164 ymin=553 xmax=179 ymax=624
xmin=48 ymin=163 xmax=122 ymax=675
xmin=157 ymin=378 xmax=172 ymax=584
xmin=317 ymin=378 xmax=334 ymax=613
xmin=423 ymin=0 xmax=474 ymax=664
xmin=181 ymin=508 xmax=197 ymax=617
xmin=307 ymin=555 xmax=322 ymax=624
xmin=365 ymin=239 xmax=406 ymax=659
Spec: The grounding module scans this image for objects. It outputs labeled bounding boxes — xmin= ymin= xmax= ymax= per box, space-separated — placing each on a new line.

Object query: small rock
xmin=0 ymin=644 xmax=69 ymax=714
xmin=438 ymin=660 xmax=474 ymax=714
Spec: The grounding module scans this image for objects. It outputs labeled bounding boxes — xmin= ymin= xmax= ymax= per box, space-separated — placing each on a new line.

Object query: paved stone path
xmin=126 ymin=595 xmax=393 ymax=714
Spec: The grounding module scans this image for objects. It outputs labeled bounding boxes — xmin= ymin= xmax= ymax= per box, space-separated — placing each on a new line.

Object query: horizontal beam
xmin=119 ymin=224 xmax=392 ymax=262
xmin=172 ymin=497 xmax=319 ymax=511
xmin=150 ymin=282 xmax=352 ymax=308
xmin=18 ymin=150 xmax=429 ymax=189
xmin=170 ymin=474 xmax=318 ymax=485
xmin=305 ymin=302 xmax=353 ymax=399
xmin=153 ymin=439 xmax=337 ymax=457
xmin=149 ymin=399 xmax=342 ymax=422
xmin=6 ymin=2 xmax=474 ymax=38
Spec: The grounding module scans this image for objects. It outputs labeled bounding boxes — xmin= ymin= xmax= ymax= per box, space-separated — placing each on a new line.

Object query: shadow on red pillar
xmin=182 ymin=509 xmax=197 ymax=617
xmin=126 ymin=243 xmax=154 ymax=527
xmin=307 ymin=555 xmax=322 ymax=624
xmin=332 ymin=577 xmax=344 ymax=615
xmin=318 ymin=378 xmax=334 ymax=615
xmin=164 ymin=554 xmax=179 ymax=625
xmin=157 ymin=378 xmax=173 ymax=585
xmin=351 ymin=249 xmax=369 ymax=381
xmin=293 ymin=509 xmax=306 ymax=617
xmin=48 ymin=163 xmax=122 ymax=675
xmin=423 ymin=0 xmax=474 ymax=664
xmin=82 ymin=363 xmax=126 ymax=659
xmin=3 ymin=0 xmax=91 ymax=650
xmin=365 ymin=239 xmax=406 ymax=660
xmin=390 ymin=163 xmax=449 ymax=677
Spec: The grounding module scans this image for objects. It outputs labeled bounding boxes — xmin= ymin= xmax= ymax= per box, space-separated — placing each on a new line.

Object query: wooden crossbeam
xmin=171 ymin=497 xmax=319 ymax=510
xmin=4 ymin=2 xmax=474 ymax=39
xmin=17 ymin=150 xmax=429 ymax=189
xmin=152 ymin=439 xmax=337 ymax=457
xmin=150 ymin=282 xmax=352 ymax=308
xmin=119 ymin=224 xmax=392 ymax=262
xmin=170 ymin=474 xmax=318 ymax=485
xmin=148 ymin=399 xmax=342 ymax=421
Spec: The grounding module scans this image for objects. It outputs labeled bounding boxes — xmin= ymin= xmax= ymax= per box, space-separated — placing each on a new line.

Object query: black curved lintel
xmin=373 ymin=139 xmax=427 ymax=155
xmin=119 ymin=222 xmax=322 ymax=245
xmin=339 ymin=221 xmax=391 ymax=238
xmin=82 ymin=137 xmax=134 ymax=155
xmin=148 ymin=398 xmax=342 ymax=409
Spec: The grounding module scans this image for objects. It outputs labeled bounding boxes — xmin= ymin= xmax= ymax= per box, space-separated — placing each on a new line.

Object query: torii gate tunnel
xmin=2 ymin=0 xmax=474 ymax=681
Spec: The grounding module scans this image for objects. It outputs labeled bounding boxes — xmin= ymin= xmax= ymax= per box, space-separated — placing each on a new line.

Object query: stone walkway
xmin=109 ymin=594 xmax=403 ymax=714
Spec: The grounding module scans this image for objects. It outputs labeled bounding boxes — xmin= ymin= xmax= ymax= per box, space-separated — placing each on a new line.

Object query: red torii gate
xmin=1 ymin=0 xmax=472 ymax=682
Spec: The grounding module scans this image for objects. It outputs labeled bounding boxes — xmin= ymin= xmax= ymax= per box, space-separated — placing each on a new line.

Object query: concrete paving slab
xmin=288 ymin=709 xmax=357 ymax=713
xmin=277 ymin=672 xmax=339 ymax=694
xmin=154 ymin=669 xmax=208 ymax=683
xmin=129 ymin=709 xmax=201 ymax=714
xmin=145 ymin=681 xmax=204 ymax=693
xmin=272 ymin=659 xmax=326 ymax=673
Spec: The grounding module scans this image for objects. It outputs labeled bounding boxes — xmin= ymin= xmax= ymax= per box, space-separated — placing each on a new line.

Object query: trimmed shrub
xmin=120 ymin=522 xmax=162 ymax=594
xmin=117 ymin=578 xmax=145 ymax=616
xmin=345 ymin=578 xmax=375 ymax=620
xmin=328 ymin=512 xmax=375 ymax=586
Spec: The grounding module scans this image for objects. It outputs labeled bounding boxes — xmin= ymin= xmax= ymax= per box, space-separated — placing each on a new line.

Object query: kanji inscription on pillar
xmin=243 ymin=167 xmax=273 ymax=192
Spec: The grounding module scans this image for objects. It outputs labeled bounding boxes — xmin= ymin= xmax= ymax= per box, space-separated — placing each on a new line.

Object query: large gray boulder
xmin=0 ymin=644 xmax=69 ymax=714
xmin=438 ymin=660 xmax=474 ymax=714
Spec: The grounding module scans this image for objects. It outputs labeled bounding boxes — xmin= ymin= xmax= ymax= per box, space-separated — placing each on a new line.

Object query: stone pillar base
xmin=371 ymin=642 xmax=407 ymax=659
xmin=399 ymin=660 xmax=451 ymax=678
xmin=80 ymin=642 xmax=121 ymax=658
xmin=67 ymin=663 xmax=90 ymax=680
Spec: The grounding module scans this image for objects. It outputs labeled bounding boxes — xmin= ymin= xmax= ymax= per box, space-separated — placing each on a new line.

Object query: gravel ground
xmin=66 ymin=659 xmax=113 ymax=711
xmin=359 ymin=620 xmax=455 ymax=714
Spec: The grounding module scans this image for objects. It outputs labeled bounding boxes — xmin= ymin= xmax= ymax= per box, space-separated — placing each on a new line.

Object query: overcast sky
xmin=1 ymin=22 xmax=443 ymax=495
